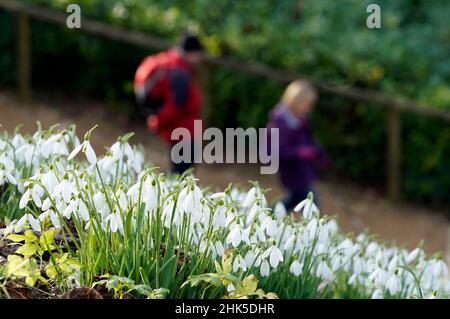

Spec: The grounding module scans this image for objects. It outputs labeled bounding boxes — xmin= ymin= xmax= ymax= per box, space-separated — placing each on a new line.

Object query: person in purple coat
xmin=267 ymin=80 xmax=330 ymax=211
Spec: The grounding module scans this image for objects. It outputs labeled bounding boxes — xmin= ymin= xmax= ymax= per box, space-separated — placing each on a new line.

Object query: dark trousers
xmin=282 ymin=187 xmax=318 ymax=212
xmin=171 ymin=161 xmax=194 ymax=175
xmin=170 ymin=142 xmax=195 ymax=175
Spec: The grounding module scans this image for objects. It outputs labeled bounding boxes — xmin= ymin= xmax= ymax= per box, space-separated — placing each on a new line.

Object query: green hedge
xmin=0 ymin=0 xmax=449 ymax=206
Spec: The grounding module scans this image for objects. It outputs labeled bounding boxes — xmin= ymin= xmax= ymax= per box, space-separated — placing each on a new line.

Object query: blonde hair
xmin=281 ymin=80 xmax=317 ymax=107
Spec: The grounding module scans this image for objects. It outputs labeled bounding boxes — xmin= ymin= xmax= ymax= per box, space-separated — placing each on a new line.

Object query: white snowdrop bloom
xmin=260 ymin=259 xmax=270 ymax=277
xmin=15 ymin=142 xmax=34 ymax=166
xmin=290 ymin=260 xmax=303 ymax=276
xmin=0 ymin=167 xmax=17 ymax=186
xmin=376 ymin=267 xmax=389 ymax=287
xmin=41 ymin=197 xmax=52 ymax=211
xmin=262 ymin=243 xmax=284 ymax=268
xmin=246 ymin=201 xmax=261 ymax=223
xmin=348 ymin=274 xmax=359 ymax=285
xmin=283 ymin=234 xmax=296 ymax=251
xmin=293 ymin=196 xmax=319 ymax=220
xmin=326 ymin=219 xmax=339 ymax=236
xmin=388 ymin=256 xmax=398 ymax=273
xmin=242 ymin=187 xmax=259 ymax=208
xmin=226 ymin=222 xmax=249 ymax=247
xmin=338 ymin=238 xmax=354 ymax=257
xmin=244 ymin=250 xmax=257 ymax=268
xmin=63 ymin=197 xmax=89 ymax=221
xmin=116 ymin=188 xmax=128 ymax=211
xmin=316 ymin=260 xmax=332 ymax=281
xmin=162 ymin=200 xmax=180 ymax=228
xmin=371 ymin=288 xmax=384 ymax=299
xmin=273 ymin=202 xmax=287 ymax=220
xmin=11 ymin=133 xmax=25 ymax=149
xmin=105 ymin=211 xmax=124 ymax=235
xmin=227 ymin=283 xmax=236 ymax=292
xmin=365 ymin=242 xmax=379 ymax=255
xmin=306 ymin=219 xmax=318 ymax=241
xmin=386 ymin=271 xmax=402 ymax=295
xmin=315 ymin=242 xmax=328 ymax=255
xmin=52 ymin=178 xmax=76 ymax=204
xmin=233 ymin=254 xmax=247 ymax=272
xmin=432 ymin=259 xmax=448 ymax=278
xmin=19 ymin=187 xmax=32 ymax=209
xmin=142 ymin=177 xmax=159 ymax=213
xmin=353 ymin=256 xmax=365 ymax=275
xmin=214 ymin=241 xmax=225 ymax=257
xmin=49 ymin=210 xmax=61 ymax=228
xmin=212 ymin=204 xmax=227 ymax=229
xmin=98 ymin=156 xmax=115 ymax=174
xmin=68 ymin=140 xmax=97 ymax=164
xmin=254 ymin=225 xmax=266 ymax=242
xmin=263 ymin=217 xmax=278 ymax=238
xmin=331 ymin=254 xmax=344 ymax=272
xmin=93 ymin=192 xmax=108 ymax=212
xmin=27 ymin=213 xmax=41 ymax=232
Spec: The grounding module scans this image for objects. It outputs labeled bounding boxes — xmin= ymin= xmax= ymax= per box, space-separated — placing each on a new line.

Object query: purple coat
xmin=267 ymin=104 xmax=328 ymax=191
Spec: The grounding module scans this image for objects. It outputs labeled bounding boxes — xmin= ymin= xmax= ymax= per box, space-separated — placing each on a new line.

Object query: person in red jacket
xmin=134 ymin=32 xmax=204 ymax=174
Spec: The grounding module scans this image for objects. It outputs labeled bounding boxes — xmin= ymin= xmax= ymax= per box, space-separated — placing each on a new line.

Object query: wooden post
xmin=17 ymin=12 xmax=31 ymax=102
xmin=387 ymin=108 xmax=401 ymax=201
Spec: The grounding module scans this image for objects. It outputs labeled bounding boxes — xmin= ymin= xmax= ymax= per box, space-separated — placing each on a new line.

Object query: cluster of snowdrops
xmin=0 ymin=124 xmax=449 ymax=299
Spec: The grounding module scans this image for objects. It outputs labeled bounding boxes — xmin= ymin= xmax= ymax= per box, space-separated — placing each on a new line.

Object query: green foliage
xmin=1 ymin=0 xmax=449 ymax=205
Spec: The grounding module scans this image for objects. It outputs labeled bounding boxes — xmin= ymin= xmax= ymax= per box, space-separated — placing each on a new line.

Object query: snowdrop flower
xmin=294 ymin=193 xmax=319 ymax=219
xmin=24 ymin=213 xmax=41 ymax=232
xmin=63 ymin=196 xmax=89 ymax=221
xmin=52 ymin=177 xmax=77 ymax=204
xmin=283 ymin=234 xmax=296 ymax=251
xmin=316 ymin=259 xmax=332 ymax=281
xmin=233 ymin=254 xmax=247 ymax=272
xmin=244 ymin=250 xmax=258 ymax=268
xmin=406 ymin=247 xmax=421 ymax=264
xmin=214 ymin=241 xmax=225 ymax=257
xmin=432 ymin=259 xmax=449 ymax=278
xmin=262 ymin=217 xmax=278 ymax=238
xmin=262 ymin=242 xmax=284 ymax=268
xmin=371 ymin=288 xmax=384 ymax=299
xmin=273 ymin=202 xmax=287 ymax=219
xmin=0 ymin=166 xmax=17 ymax=186
xmin=68 ymin=139 xmax=97 ymax=165
xmin=353 ymin=256 xmax=365 ymax=275
xmin=227 ymin=283 xmax=236 ymax=292
xmin=260 ymin=259 xmax=270 ymax=277
xmin=105 ymin=211 xmax=124 ymax=235
xmin=226 ymin=220 xmax=249 ymax=247
xmin=290 ymin=260 xmax=303 ymax=276
xmin=386 ymin=270 xmax=402 ymax=295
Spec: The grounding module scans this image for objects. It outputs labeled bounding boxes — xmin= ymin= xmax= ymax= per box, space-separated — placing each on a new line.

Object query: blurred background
xmin=0 ymin=0 xmax=449 ymax=255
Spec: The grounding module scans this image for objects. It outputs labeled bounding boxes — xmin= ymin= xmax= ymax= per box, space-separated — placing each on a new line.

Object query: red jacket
xmin=135 ymin=48 xmax=202 ymax=143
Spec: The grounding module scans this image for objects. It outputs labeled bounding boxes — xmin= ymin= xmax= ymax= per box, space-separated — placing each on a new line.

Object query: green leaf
xmin=6 ymin=234 xmax=27 ymax=242
xmin=16 ymin=243 xmax=38 ymax=257
xmin=39 ymin=229 xmax=56 ymax=248
xmin=24 ymin=230 xmax=38 ymax=243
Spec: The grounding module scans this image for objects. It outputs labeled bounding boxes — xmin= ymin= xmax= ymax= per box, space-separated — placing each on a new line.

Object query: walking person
xmin=134 ymin=32 xmax=204 ymax=174
xmin=267 ymin=80 xmax=330 ymax=211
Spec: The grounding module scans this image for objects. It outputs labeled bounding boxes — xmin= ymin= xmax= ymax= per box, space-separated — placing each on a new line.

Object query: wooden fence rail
xmin=1 ymin=0 xmax=449 ymax=201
